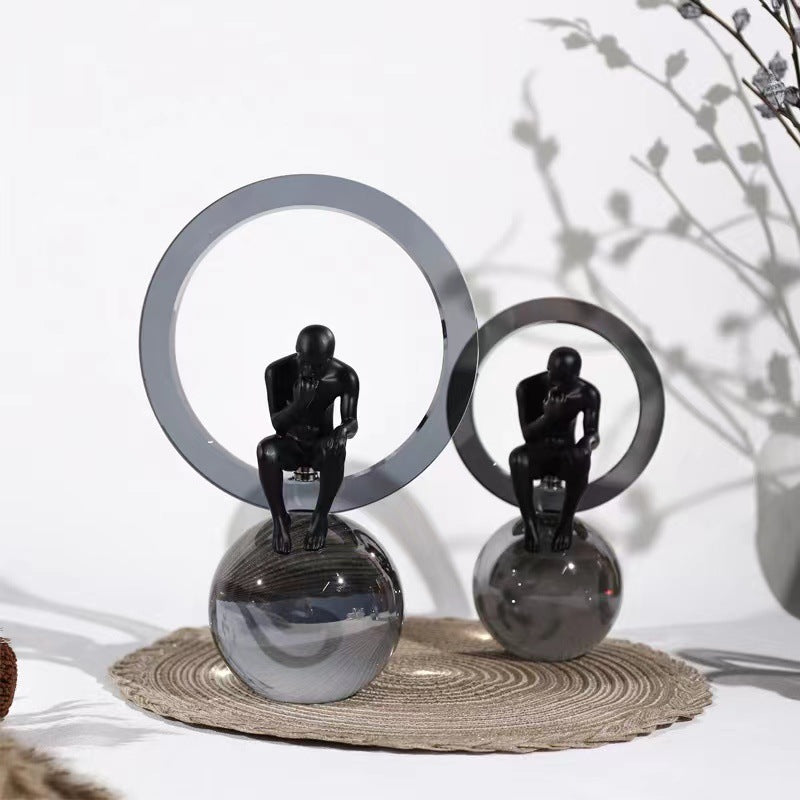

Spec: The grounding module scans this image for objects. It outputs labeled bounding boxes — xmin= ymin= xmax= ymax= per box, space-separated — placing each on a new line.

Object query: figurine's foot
xmin=272 ymin=516 xmax=292 ymax=555
xmin=304 ymin=513 xmax=328 ymax=551
xmin=552 ymin=524 xmax=573 ymax=553
xmin=513 ymin=518 xmax=540 ymax=553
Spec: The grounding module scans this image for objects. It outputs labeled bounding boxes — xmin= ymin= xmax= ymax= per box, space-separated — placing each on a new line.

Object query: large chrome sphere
xmin=210 ymin=513 xmax=403 ymax=703
xmin=473 ymin=517 xmax=622 ymax=661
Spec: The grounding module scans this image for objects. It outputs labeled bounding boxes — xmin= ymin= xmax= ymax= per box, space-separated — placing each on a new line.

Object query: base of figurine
xmin=473 ymin=516 xmax=622 ymax=661
xmin=209 ymin=513 xmax=403 ymax=703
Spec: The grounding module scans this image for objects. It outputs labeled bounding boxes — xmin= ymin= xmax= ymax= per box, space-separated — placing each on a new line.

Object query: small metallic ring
xmin=140 ymin=174 xmax=478 ymax=511
xmin=450 ymin=297 xmax=664 ymax=509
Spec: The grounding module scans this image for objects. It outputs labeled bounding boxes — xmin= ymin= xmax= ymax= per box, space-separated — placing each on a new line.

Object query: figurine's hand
xmin=322 ymin=427 xmax=348 ymax=457
xmin=575 ymin=437 xmax=597 ymax=459
xmin=543 ymin=389 xmax=566 ymax=418
xmin=293 ymin=377 xmax=319 ymax=407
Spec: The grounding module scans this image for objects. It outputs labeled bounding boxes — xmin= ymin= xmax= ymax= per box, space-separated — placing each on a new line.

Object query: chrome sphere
xmin=210 ymin=513 xmax=403 ymax=703
xmin=473 ymin=517 xmax=621 ymax=661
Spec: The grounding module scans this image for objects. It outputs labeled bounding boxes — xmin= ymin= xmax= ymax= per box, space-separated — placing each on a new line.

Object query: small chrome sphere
xmin=473 ymin=517 xmax=622 ymax=661
xmin=210 ymin=513 xmax=403 ymax=703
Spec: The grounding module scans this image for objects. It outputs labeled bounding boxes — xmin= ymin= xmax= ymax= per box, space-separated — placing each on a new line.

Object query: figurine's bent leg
xmin=552 ymin=448 xmax=590 ymax=553
xmin=509 ymin=444 xmax=540 ymax=553
xmin=256 ymin=435 xmax=302 ymax=554
xmin=305 ymin=444 xmax=346 ymax=551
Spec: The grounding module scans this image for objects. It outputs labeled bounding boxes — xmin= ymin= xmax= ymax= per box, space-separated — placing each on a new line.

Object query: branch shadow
xmin=461 ymin=9 xmax=800 ymax=617
xmin=0 ymin=578 xmax=169 ymax=748
xmin=679 ymin=648 xmax=800 ymax=701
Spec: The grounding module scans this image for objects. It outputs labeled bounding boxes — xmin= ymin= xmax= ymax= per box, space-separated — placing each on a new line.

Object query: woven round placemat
xmin=110 ymin=617 xmax=710 ymax=752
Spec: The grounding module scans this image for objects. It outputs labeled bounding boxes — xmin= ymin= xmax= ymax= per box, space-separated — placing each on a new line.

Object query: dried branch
xmin=688 ymin=1 xmax=800 ymax=142
xmin=744 ymin=77 xmax=800 ymax=144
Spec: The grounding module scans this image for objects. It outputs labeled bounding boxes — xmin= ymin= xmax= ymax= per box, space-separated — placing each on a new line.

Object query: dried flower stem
xmin=759 ymin=1 xmax=800 ymax=75
xmin=760 ymin=1 xmax=800 ymax=117
xmin=744 ymin=77 xmax=800 ymax=144
xmin=696 ymin=2 xmax=769 ymax=70
xmin=696 ymin=1 xmax=800 ymax=140
xmin=784 ymin=1 xmax=800 ymax=99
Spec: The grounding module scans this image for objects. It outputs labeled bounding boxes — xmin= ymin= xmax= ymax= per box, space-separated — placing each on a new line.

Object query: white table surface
xmin=3 ymin=592 xmax=799 ymax=800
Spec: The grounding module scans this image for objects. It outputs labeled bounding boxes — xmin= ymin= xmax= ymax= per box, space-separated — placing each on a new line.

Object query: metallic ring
xmin=140 ymin=175 xmax=478 ymax=511
xmin=450 ymin=297 xmax=664 ymax=509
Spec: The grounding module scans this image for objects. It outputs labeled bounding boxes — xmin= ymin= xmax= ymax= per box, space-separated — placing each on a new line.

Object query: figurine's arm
xmin=517 ymin=381 xmax=557 ymax=443
xmin=522 ymin=414 xmax=557 ymax=443
xmin=334 ymin=370 xmax=359 ymax=441
xmin=265 ymin=364 xmax=315 ymax=435
xmin=576 ymin=386 xmax=601 ymax=454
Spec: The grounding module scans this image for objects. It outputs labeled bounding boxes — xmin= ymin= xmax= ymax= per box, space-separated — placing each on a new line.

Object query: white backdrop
xmin=2 ymin=1 xmax=800 ymax=797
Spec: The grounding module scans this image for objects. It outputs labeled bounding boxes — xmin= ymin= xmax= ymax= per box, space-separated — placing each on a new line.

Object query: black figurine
xmin=256 ymin=325 xmax=359 ymax=554
xmin=509 ymin=346 xmax=600 ymax=554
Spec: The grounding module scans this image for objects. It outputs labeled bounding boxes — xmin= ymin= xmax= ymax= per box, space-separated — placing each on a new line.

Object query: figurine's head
xmin=296 ymin=325 xmax=335 ymax=379
xmin=547 ymin=347 xmax=581 ymax=390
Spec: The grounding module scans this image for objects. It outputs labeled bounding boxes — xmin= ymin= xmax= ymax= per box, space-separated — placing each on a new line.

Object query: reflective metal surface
xmin=450 ymin=297 xmax=665 ymax=510
xmin=473 ymin=515 xmax=622 ymax=661
xmin=210 ymin=513 xmax=403 ymax=703
xmin=140 ymin=174 xmax=479 ymax=511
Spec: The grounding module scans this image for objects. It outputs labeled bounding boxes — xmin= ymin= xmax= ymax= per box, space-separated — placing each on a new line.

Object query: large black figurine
xmin=256 ymin=325 xmax=359 ymax=554
xmin=509 ymin=346 xmax=600 ymax=553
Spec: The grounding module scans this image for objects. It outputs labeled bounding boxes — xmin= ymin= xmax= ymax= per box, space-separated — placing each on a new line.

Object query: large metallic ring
xmin=450 ymin=297 xmax=664 ymax=509
xmin=140 ymin=174 xmax=478 ymax=511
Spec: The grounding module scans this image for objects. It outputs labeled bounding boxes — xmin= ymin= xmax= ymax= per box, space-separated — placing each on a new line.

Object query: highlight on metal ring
xmin=139 ymin=174 xmax=478 ymax=512
xmin=448 ymin=297 xmax=664 ymax=509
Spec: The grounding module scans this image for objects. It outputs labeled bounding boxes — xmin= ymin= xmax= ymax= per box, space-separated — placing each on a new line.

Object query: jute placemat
xmin=110 ymin=617 xmax=710 ymax=752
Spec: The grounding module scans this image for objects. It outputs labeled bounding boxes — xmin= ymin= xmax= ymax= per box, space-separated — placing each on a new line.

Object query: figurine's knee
xmin=509 ymin=445 xmax=529 ymax=475
xmin=256 ymin=436 xmax=281 ymax=467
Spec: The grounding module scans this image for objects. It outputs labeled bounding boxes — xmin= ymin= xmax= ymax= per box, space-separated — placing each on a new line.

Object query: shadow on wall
xmin=225 ymin=457 xmax=472 ymax=618
xmin=462 ymin=2 xmax=800 ymax=615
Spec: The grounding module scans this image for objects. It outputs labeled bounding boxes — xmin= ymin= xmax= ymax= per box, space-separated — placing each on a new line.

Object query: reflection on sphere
xmin=210 ymin=513 xmax=403 ymax=703
xmin=473 ymin=517 xmax=621 ymax=661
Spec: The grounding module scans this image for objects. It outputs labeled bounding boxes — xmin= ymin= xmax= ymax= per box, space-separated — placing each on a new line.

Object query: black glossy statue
xmin=256 ymin=325 xmax=359 ymax=554
xmin=509 ymin=347 xmax=600 ymax=553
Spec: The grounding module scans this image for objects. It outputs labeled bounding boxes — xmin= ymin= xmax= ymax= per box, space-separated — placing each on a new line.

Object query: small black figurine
xmin=509 ymin=346 xmax=600 ymax=553
xmin=256 ymin=325 xmax=359 ymax=554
